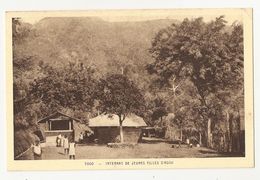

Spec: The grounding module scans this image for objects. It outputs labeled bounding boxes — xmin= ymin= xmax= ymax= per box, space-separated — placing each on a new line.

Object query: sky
xmin=19 ymin=9 xmax=244 ymax=25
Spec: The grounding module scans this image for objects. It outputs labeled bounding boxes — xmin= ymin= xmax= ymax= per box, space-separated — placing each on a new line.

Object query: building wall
xmin=38 ymin=122 xmax=74 ymax=146
xmin=123 ymin=127 xmax=142 ymax=143
xmin=93 ymin=127 xmax=119 ymax=143
xmin=92 ymin=127 xmax=142 ymax=144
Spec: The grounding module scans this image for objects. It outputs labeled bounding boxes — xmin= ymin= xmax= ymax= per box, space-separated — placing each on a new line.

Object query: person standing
xmin=186 ymin=138 xmax=190 ymax=147
xmin=79 ymin=132 xmax=84 ymax=144
xmin=63 ymin=135 xmax=69 ymax=155
xmin=33 ymin=141 xmax=42 ymax=160
xmin=58 ymin=134 xmax=62 ymax=147
xmin=60 ymin=135 xmax=64 ymax=147
xmin=69 ymin=140 xmax=76 ymax=160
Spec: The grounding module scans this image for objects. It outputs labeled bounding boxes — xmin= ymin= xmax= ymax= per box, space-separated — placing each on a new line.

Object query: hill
xmin=19 ymin=17 xmax=177 ymax=89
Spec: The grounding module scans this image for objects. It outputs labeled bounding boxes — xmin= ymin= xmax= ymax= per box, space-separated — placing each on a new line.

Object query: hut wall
xmin=94 ymin=127 xmax=119 ymax=144
xmin=38 ymin=122 xmax=74 ymax=141
xmin=123 ymin=127 xmax=142 ymax=143
xmin=94 ymin=127 xmax=142 ymax=143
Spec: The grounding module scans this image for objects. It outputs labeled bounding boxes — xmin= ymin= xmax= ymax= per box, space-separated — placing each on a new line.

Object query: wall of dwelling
xmin=38 ymin=121 xmax=74 ymax=144
xmin=123 ymin=127 xmax=142 ymax=143
xmin=92 ymin=127 xmax=119 ymax=143
xmin=92 ymin=127 xmax=142 ymax=144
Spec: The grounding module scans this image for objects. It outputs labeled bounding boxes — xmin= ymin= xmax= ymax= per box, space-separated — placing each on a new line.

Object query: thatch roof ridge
xmin=37 ymin=111 xmax=82 ymax=123
xmin=89 ymin=113 xmax=147 ymax=127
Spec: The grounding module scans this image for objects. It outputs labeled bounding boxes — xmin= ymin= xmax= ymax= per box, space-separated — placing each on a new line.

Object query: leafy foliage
xmin=96 ymin=74 xmax=145 ymax=142
xmin=13 ymin=16 xmax=245 ymax=153
xmin=96 ymin=74 xmax=145 ymax=119
xmin=148 ymin=16 xmax=244 ymax=150
xmin=31 ymin=61 xmax=97 ymax=113
xmin=150 ymin=97 xmax=168 ymax=121
xmin=148 ymin=16 xmax=243 ymax=98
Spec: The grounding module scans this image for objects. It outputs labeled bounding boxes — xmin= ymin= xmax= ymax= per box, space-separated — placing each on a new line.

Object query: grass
xmin=17 ymin=142 xmax=236 ymax=160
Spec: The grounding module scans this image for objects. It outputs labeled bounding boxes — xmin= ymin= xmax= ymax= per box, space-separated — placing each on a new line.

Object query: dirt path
xmin=24 ymin=143 xmax=232 ymax=160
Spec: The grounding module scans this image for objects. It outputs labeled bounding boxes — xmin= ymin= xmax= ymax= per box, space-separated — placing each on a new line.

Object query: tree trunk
xmin=236 ymin=110 xmax=241 ymax=153
xmin=119 ymin=120 xmax=124 ymax=143
xmin=199 ymin=132 xmax=202 ymax=145
xmin=118 ymin=115 xmax=124 ymax=143
xmin=180 ymin=126 xmax=183 ymax=141
xmin=207 ymin=118 xmax=212 ymax=148
xmin=229 ymin=114 xmax=233 ymax=153
xmin=225 ymin=110 xmax=232 ymax=152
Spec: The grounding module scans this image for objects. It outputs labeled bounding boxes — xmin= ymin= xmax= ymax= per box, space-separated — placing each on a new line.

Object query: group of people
xmin=32 ymin=133 xmax=79 ymax=160
xmin=171 ymin=138 xmax=200 ymax=148
xmin=32 ymin=132 xmax=87 ymax=160
xmin=56 ymin=134 xmax=76 ymax=159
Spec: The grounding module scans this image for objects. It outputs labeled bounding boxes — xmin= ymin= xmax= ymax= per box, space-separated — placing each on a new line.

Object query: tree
xmin=214 ymin=88 xmax=244 ymax=152
xmin=31 ymin=61 xmax=97 ymax=117
xmin=96 ymin=74 xmax=145 ymax=143
xmin=148 ymin=16 xmax=244 ymax=147
xmin=150 ymin=97 xmax=168 ymax=122
xmin=12 ymin=18 xmax=41 ymax=157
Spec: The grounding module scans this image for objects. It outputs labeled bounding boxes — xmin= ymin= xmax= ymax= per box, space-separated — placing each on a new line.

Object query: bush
xmin=14 ymin=129 xmax=39 ymax=158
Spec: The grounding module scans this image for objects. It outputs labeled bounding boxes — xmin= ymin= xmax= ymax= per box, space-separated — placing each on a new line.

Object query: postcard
xmin=6 ymin=9 xmax=254 ymax=170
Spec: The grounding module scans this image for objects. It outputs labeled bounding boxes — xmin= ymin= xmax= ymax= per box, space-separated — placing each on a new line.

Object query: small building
xmin=38 ymin=111 xmax=92 ymax=146
xmin=88 ymin=114 xmax=147 ymax=144
xmin=142 ymin=127 xmax=156 ymax=137
xmin=141 ymin=127 xmax=167 ymax=138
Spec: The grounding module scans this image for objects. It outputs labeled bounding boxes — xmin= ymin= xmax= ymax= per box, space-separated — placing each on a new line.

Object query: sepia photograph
xmin=6 ymin=9 xmax=253 ymax=170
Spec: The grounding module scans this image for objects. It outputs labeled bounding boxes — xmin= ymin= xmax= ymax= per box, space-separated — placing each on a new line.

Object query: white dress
xmin=60 ymin=137 xmax=64 ymax=147
xmin=33 ymin=144 xmax=41 ymax=155
xmin=69 ymin=142 xmax=75 ymax=156
xmin=64 ymin=138 xmax=69 ymax=149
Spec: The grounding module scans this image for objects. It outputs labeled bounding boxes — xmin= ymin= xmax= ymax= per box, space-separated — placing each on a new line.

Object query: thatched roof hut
xmin=89 ymin=114 xmax=147 ymax=143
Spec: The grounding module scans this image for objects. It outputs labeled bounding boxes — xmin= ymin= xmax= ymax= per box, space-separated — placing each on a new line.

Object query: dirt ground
xmin=18 ymin=142 xmax=234 ymax=160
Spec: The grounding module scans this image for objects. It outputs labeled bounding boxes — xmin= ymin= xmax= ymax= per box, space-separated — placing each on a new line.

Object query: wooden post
xmin=49 ymin=121 xmax=52 ymax=130
xmin=199 ymin=132 xmax=202 ymax=145
xmin=69 ymin=120 xmax=72 ymax=130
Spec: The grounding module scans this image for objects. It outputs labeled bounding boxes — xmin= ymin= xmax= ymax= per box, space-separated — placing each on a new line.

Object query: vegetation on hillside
xmin=12 ymin=16 xmax=244 ymax=156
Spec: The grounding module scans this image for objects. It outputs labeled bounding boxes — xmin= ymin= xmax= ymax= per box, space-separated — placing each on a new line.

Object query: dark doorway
xmin=51 ymin=120 xmax=70 ymax=130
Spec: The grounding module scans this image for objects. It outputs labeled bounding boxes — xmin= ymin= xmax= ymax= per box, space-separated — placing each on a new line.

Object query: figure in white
xmin=69 ymin=140 xmax=76 ymax=160
xmin=63 ymin=135 xmax=69 ymax=155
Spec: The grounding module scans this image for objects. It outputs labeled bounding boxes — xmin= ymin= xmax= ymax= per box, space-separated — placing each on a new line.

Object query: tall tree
xmin=148 ymin=16 xmax=244 ymax=147
xmin=31 ymin=61 xmax=97 ymax=117
xmin=96 ymin=74 xmax=145 ymax=143
xmin=12 ymin=18 xmax=40 ymax=157
xmin=150 ymin=97 xmax=168 ymax=122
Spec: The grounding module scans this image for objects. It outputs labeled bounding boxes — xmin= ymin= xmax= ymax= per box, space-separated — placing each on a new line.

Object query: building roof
xmin=88 ymin=114 xmax=147 ymax=127
xmin=38 ymin=111 xmax=81 ymax=123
